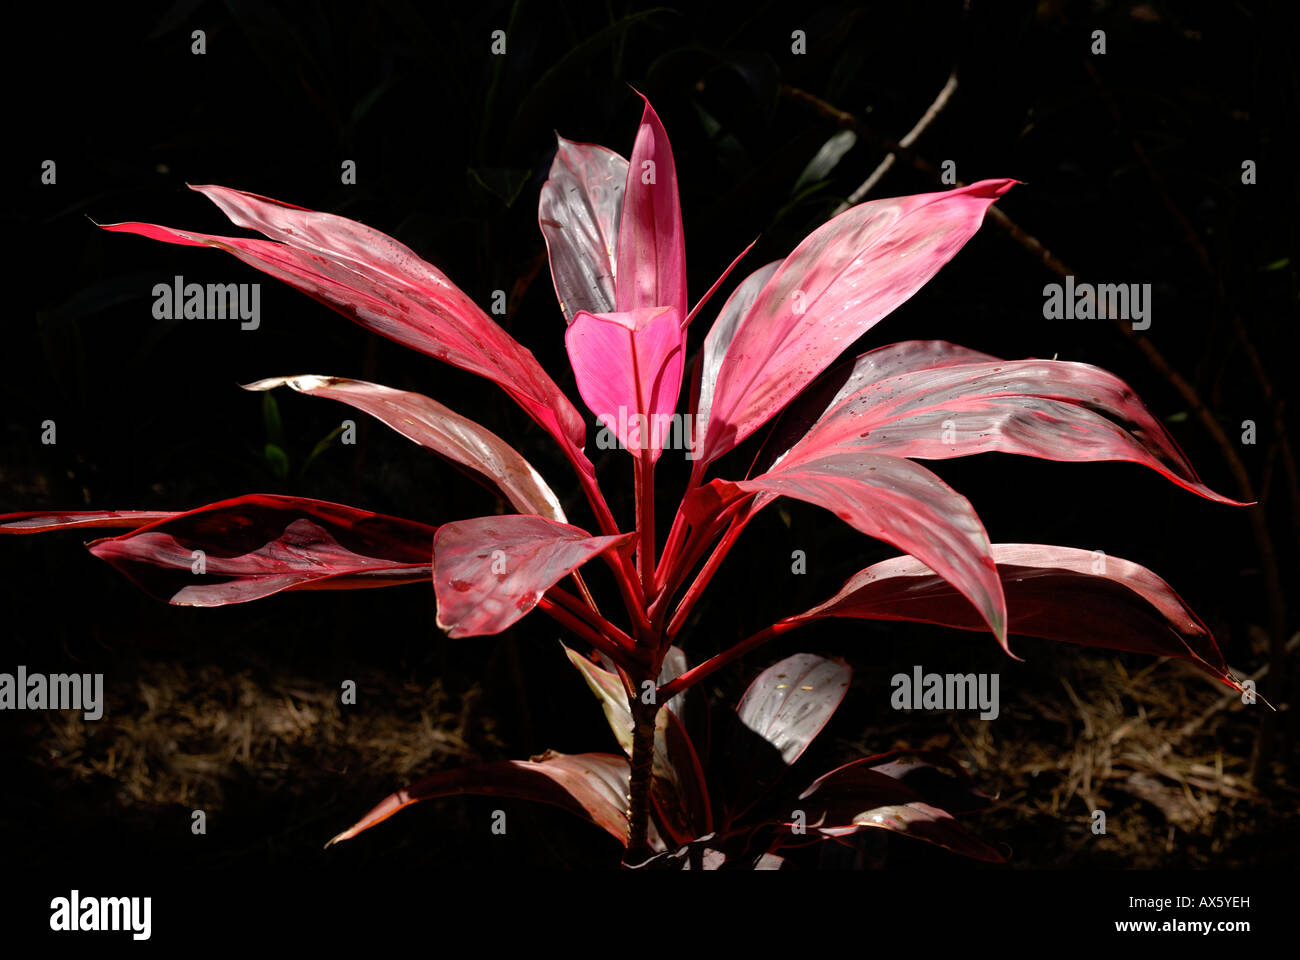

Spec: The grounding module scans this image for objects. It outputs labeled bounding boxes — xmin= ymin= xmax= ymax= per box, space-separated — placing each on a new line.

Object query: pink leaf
xmin=99 ymin=185 xmax=588 ymax=458
xmin=698 ymin=180 xmax=1015 ymax=468
xmin=794 ymin=542 xmax=1241 ymax=690
xmin=615 ymin=92 xmax=688 ymax=324
xmin=242 ymin=375 xmax=567 ymax=521
xmin=539 ymin=136 xmax=628 ymax=322
xmin=433 ymin=515 xmax=634 ymax=637
xmin=326 ymin=750 xmax=631 ymax=848
xmin=771 ymin=340 xmax=1243 ymax=504
xmin=83 ymin=494 xmax=435 ymax=606
xmin=565 ymin=306 xmax=684 ymax=461
xmin=714 ymin=452 xmax=1008 ymax=651
xmin=690 ymin=260 xmax=782 ymax=455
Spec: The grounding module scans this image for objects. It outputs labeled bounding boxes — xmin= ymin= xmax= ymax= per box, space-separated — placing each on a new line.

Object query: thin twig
xmin=834 ymin=70 xmax=959 ymax=214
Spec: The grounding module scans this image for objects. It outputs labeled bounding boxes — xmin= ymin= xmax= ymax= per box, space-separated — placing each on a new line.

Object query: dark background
xmin=1 ymin=0 xmax=1296 ymax=895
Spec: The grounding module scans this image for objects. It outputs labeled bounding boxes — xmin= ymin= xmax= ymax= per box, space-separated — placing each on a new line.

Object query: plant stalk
xmin=622 ymin=694 xmax=658 ymax=866
xmin=636 ymin=453 xmax=656 ymax=601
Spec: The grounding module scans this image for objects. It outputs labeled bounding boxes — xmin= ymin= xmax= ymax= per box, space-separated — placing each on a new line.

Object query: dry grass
xmin=24 ymin=638 xmax=1296 ymax=868
xmin=37 ymin=661 xmax=494 ymax=813
xmin=848 ymin=640 xmax=1298 ymax=867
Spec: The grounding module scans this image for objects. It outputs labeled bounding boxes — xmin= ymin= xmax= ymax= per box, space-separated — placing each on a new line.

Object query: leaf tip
xmin=993 ymin=616 xmax=1022 ymax=661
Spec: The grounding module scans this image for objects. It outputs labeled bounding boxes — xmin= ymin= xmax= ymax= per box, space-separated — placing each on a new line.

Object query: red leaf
xmin=690 ymin=260 xmax=782 ymax=461
xmin=698 ymin=180 xmax=1015 ymax=468
xmin=84 ymin=495 xmax=435 ymax=606
xmin=651 ymin=706 xmax=713 ymax=846
xmin=772 ymin=340 xmax=1243 ymax=504
xmin=326 ymin=750 xmax=630 ymax=848
xmin=0 ymin=510 xmax=178 ymax=534
xmin=794 ymin=543 xmax=1240 ymax=689
xmin=100 ymin=185 xmax=588 ymax=458
xmin=615 ymin=92 xmax=687 ymax=324
xmin=716 ymin=452 xmax=1008 ymax=650
xmin=243 ymin=375 xmax=567 ymax=521
xmin=789 ymin=758 xmax=1004 ymax=862
xmin=855 ymin=750 xmax=995 ymax=816
xmin=539 ymin=136 xmax=627 ymax=322
xmin=433 ymin=515 xmax=633 ymax=637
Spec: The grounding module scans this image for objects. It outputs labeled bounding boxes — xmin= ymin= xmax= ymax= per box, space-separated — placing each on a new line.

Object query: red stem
xmin=662 ymin=499 xmax=757 ymax=639
xmin=569 ymin=570 xmax=599 ymax=613
xmin=564 ymin=444 xmax=644 ymax=619
xmin=546 ymin=585 xmax=635 ymax=651
xmin=601 ymin=550 xmax=652 ymax=637
xmin=658 ymin=620 xmax=803 ymax=700
xmin=655 ymin=506 xmax=689 ymax=593
xmin=650 ymin=491 xmax=750 ymax=626
xmin=568 ymin=451 xmax=619 ymax=538
xmin=636 ymin=453 xmax=656 ymax=601
xmin=536 ymin=596 xmax=633 ymax=670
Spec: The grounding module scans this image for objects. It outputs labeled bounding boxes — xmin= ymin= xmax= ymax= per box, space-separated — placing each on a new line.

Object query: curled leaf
xmin=84 ymin=494 xmax=435 ymax=606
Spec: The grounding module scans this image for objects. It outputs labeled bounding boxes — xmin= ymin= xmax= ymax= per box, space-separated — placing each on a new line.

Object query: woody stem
xmin=622 ymin=693 xmax=658 ymax=866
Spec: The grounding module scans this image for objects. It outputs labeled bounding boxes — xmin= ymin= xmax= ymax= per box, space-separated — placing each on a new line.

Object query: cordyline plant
xmin=3 ymin=93 xmax=1247 ymax=868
